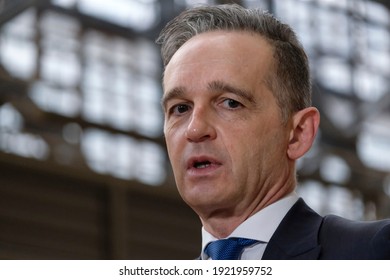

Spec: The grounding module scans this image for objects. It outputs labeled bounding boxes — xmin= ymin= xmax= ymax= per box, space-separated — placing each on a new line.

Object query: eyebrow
xmin=207 ymin=80 xmax=256 ymax=105
xmin=161 ymin=80 xmax=256 ymax=110
xmin=161 ymin=86 xmax=186 ymax=111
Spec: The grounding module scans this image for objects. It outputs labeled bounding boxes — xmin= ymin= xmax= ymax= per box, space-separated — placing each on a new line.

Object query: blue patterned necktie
xmin=204 ymin=238 xmax=259 ymax=260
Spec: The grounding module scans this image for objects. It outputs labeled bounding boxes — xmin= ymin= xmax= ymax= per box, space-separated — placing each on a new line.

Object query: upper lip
xmin=186 ymin=155 xmax=222 ymax=169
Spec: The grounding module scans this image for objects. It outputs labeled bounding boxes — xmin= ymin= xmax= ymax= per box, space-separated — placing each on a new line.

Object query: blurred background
xmin=0 ymin=0 xmax=389 ymax=259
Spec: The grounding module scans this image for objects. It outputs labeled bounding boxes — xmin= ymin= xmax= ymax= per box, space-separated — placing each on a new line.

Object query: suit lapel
xmin=262 ymin=198 xmax=324 ymax=260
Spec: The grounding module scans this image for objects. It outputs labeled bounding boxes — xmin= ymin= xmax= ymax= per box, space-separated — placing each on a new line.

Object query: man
xmin=156 ymin=4 xmax=390 ymax=259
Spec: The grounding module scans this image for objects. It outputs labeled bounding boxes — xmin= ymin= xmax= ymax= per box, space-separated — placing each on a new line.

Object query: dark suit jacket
xmin=262 ymin=198 xmax=390 ymax=259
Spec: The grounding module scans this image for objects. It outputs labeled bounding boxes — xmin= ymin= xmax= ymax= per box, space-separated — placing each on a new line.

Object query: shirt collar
xmin=201 ymin=192 xmax=299 ymax=258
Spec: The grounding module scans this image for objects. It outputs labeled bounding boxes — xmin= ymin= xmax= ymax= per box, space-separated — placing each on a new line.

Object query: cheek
xmin=164 ymin=129 xmax=177 ymax=160
xmin=165 ymin=127 xmax=185 ymax=167
xmin=233 ymin=125 xmax=285 ymax=166
xmin=165 ymin=138 xmax=178 ymax=163
xmin=222 ymin=127 xmax=254 ymax=169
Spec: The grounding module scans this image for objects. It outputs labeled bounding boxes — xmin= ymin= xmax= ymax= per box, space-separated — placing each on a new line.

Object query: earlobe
xmin=287 ymin=107 xmax=320 ymax=160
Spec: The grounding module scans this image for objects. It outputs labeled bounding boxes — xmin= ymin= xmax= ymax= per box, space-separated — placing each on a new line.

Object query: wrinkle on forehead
xmin=166 ymin=30 xmax=274 ymax=71
xmin=162 ymin=30 xmax=276 ymax=107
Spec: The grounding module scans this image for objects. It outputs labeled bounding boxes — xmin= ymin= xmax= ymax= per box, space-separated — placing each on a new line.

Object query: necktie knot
xmin=205 ymin=238 xmax=259 ymax=260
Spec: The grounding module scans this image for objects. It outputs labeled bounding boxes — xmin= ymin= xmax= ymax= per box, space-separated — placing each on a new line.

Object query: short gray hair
xmin=156 ymin=4 xmax=312 ymax=121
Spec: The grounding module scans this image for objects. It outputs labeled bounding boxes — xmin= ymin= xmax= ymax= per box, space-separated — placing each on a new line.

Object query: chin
xmin=182 ymin=189 xmax=218 ymax=208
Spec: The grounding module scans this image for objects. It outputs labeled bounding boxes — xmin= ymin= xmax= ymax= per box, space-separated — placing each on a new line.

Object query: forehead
xmin=163 ymin=31 xmax=275 ymax=91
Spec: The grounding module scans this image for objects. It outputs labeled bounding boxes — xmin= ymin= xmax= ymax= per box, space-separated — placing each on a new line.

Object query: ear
xmin=287 ymin=107 xmax=320 ymax=160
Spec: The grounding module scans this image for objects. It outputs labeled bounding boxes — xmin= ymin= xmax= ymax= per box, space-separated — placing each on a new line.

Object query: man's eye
xmin=222 ymin=99 xmax=242 ymax=109
xmin=171 ymin=104 xmax=189 ymax=115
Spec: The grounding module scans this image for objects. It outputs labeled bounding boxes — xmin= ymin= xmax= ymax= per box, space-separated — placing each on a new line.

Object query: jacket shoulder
xmin=319 ymin=215 xmax=390 ymax=259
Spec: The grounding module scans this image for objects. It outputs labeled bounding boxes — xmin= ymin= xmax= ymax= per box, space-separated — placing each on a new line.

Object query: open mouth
xmin=193 ymin=160 xmax=212 ymax=169
xmin=188 ymin=156 xmax=222 ymax=171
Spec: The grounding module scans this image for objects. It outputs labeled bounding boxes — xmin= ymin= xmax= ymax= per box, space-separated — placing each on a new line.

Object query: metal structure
xmin=0 ymin=0 xmax=389 ymax=259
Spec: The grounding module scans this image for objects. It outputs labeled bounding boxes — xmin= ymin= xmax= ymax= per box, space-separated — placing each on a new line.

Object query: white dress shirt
xmin=201 ymin=192 xmax=299 ymax=260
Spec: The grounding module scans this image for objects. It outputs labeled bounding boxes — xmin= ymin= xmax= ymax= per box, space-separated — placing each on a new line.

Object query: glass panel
xmin=81 ymin=128 xmax=111 ymax=174
xmin=0 ymin=104 xmax=24 ymax=132
xmin=318 ymin=0 xmax=348 ymax=9
xmin=316 ymin=57 xmax=352 ymax=94
xmin=366 ymin=25 xmax=390 ymax=52
xmin=81 ymin=129 xmax=165 ymax=184
xmin=298 ymin=180 xmax=327 ymax=214
xmin=317 ymin=8 xmax=350 ymax=56
xmin=353 ymin=67 xmax=388 ymax=102
xmin=51 ymin=0 xmax=78 ymax=8
xmin=327 ymin=185 xmax=362 ymax=220
xmin=110 ymin=134 xmax=137 ymax=180
xmin=357 ymin=117 xmax=390 ymax=172
xmin=40 ymin=50 xmax=81 ymax=87
xmin=29 ymin=82 xmax=81 ymax=117
xmin=78 ymin=0 xmax=159 ymax=31
xmin=136 ymin=140 xmax=166 ymax=186
xmin=276 ymin=1 xmax=314 ymax=51
xmin=320 ymin=155 xmax=351 ymax=184
xmin=322 ymin=95 xmax=356 ymax=131
xmin=0 ymin=8 xmax=37 ymax=79
xmin=0 ymin=27 xmax=37 ymax=79
xmin=365 ymin=0 xmax=390 ymax=25
xmin=134 ymin=77 xmax=163 ymax=137
xmin=82 ymin=88 xmax=107 ymax=123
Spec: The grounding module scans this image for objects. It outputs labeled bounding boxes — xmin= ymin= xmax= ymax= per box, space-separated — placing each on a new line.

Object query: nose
xmin=185 ymin=107 xmax=216 ymax=143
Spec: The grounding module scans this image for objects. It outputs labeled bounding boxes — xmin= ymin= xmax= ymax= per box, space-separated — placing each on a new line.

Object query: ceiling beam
xmin=0 ymin=0 xmax=51 ymax=27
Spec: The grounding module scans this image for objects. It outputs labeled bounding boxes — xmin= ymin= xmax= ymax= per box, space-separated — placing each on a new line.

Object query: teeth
xmin=195 ymin=161 xmax=211 ymax=169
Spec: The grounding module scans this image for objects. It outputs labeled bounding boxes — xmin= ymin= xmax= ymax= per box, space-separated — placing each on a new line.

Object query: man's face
xmin=162 ymin=31 xmax=293 ymax=219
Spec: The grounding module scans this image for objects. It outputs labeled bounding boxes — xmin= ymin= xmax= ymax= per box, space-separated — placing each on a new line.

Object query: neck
xmin=199 ymin=174 xmax=296 ymax=239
